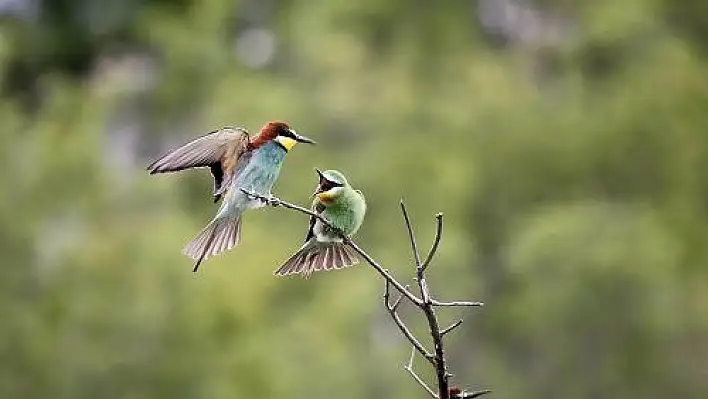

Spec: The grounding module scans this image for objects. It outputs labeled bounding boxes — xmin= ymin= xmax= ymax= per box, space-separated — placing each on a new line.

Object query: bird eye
xmin=282 ymin=127 xmax=296 ymax=138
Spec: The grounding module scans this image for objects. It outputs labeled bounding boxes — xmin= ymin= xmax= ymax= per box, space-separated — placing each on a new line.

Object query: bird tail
xmin=183 ymin=214 xmax=242 ymax=272
xmin=273 ymin=240 xmax=359 ymax=279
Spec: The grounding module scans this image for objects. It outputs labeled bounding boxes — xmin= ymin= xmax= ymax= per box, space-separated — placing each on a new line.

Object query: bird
xmin=274 ymin=168 xmax=366 ymax=278
xmin=147 ymin=121 xmax=316 ymax=272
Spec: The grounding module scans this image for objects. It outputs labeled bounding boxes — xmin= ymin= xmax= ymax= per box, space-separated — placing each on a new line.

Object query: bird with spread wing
xmin=147 ymin=121 xmax=316 ymax=272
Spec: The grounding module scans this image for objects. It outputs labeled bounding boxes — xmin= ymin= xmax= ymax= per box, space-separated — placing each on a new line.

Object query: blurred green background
xmin=2 ymin=0 xmax=708 ymax=398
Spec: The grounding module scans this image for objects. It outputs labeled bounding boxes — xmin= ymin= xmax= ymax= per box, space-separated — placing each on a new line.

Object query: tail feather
xmin=322 ymin=247 xmax=334 ymax=271
xmin=292 ymin=254 xmax=307 ymax=275
xmin=274 ymin=241 xmax=360 ymax=278
xmin=312 ymin=251 xmax=324 ymax=273
xmin=340 ymin=245 xmax=358 ymax=268
xmin=183 ymin=215 xmax=242 ymax=272
xmin=331 ymin=246 xmax=345 ymax=269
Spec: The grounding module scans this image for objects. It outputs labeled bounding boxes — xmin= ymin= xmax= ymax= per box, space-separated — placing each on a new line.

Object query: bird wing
xmin=355 ymin=189 xmax=365 ymax=203
xmin=147 ymin=127 xmax=251 ymax=203
xmin=304 ymin=199 xmax=326 ymax=243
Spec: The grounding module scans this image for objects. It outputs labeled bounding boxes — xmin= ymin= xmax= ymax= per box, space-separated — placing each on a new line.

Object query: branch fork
xmin=240 ymin=188 xmax=489 ymax=399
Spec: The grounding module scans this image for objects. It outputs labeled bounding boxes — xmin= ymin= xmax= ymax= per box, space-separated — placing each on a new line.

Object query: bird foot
xmin=262 ymin=194 xmax=281 ymax=207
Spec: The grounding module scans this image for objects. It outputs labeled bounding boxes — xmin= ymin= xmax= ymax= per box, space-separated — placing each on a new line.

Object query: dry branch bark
xmin=241 ymin=189 xmax=490 ymax=399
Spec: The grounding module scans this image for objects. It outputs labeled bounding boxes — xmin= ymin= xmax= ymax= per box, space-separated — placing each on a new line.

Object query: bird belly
xmin=215 ymin=141 xmax=286 ymax=215
xmin=231 ymin=163 xmax=281 ymax=208
xmin=312 ymin=219 xmax=344 ymax=243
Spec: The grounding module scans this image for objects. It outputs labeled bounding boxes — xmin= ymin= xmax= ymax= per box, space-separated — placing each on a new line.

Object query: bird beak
xmin=289 ymin=129 xmax=316 ymax=144
xmin=312 ymin=168 xmax=325 ymax=197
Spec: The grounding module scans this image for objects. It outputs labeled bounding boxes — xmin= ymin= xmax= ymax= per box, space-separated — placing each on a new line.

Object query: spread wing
xmin=147 ymin=127 xmax=251 ymax=203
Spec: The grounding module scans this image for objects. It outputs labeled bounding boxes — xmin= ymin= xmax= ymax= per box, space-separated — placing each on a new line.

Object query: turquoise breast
xmin=234 ymin=141 xmax=287 ymax=194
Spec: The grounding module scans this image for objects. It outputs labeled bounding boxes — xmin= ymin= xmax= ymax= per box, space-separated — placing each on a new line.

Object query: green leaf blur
xmin=1 ymin=1 xmax=706 ymax=398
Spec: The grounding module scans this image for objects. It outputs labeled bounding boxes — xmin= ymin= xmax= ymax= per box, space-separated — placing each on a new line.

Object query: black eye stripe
xmin=279 ymin=127 xmax=296 ymax=139
xmin=320 ymin=179 xmax=334 ymax=191
xmin=319 ymin=178 xmax=343 ymax=191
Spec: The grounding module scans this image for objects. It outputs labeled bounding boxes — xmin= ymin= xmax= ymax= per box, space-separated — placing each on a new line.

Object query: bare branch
xmin=347 ymin=239 xmax=423 ymax=306
xmin=384 ymin=278 xmax=390 ymax=301
xmin=400 ymin=200 xmax=423 ymax=268
xmin=405 ymin=348 xmax=438 ymax=399
xmin=240 ymin=189 xmax=422 ymax=306
xmin=400 ymin=202 xmax=451 ymax=397
xmin=421 ymin=213 xmax=444 ymax=272
xmin=245 ymin=190 xmax=488 ymax=399
xmin=421 ymin=303 xmax=448 ymax=397
xmin=440 ymin=319 xmax=464 ymax=337
xmin=431 ymin=299 xmax=485 ymax=307
xmin=391 ymin=291 xmax=405 ymax=311
xmin=384 ymin=281 xmax=407 ymax=312
xmin=384 ymin=281 xmax=435 ymax=364
xmin=459 ymin=390 xmax=493 ymax=399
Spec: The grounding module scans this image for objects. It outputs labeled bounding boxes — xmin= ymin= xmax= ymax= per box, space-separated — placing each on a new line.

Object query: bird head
xmin=254 ymin=121 xmax=316 ymax=151
xmin=313 ymin=168 xmax=349 ymax=203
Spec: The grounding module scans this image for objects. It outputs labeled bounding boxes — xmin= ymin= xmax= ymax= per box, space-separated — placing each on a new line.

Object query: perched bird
xmin=147 ymin=121 xmax=316 ymax=272
xmin=274 ymin=169 xmax=366 ymax=278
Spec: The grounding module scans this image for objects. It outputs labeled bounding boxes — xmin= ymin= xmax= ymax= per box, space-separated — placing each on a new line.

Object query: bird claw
xmin=263 ymin=195 xmax=281 ymax=207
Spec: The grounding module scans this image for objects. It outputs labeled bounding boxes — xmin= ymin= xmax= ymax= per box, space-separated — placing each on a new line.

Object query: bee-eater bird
xmin=274 ymin=169 xmax=366 ymax=278
xmin=147 ymin=121 xmax=316 ymax=272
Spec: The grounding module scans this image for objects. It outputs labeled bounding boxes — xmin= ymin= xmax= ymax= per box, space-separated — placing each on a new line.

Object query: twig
xmin=385 ymin=280 xmax=406 ymax=312
xmin=421 ymin=213 xmax=443 ymax=272
xmin=243 ymin=190 xmax=488 ymax=399
xmin=459 ymin=390 xmax=493 ymax=399
xmin=450 ymin=387 xmax=493 ymax=399
xmin=400 ymin=200 xmax=423 ymax=274
xmin=440 ymin=319 xmax=464 ymax=337
xmin=240 ymin=188 xmax=422 ymax=306
xmin=431 ymin=299 xmax=485 ymax=307
xmin=400 ymin=201 xmax=452 ymax=398
xmin=384 ymin=282 xmax=435 ymax=364
xmin=347 ymin=240 xmax=423 ymax=307
xmin=396 ymin=205 xmax=486 ymax=398
xmin=405 ymin=348 xmax=437 ymax=398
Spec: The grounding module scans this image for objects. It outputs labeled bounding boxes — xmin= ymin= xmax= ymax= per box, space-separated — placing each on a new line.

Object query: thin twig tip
xmin=463 ymin=389 xmax=492 ymax=398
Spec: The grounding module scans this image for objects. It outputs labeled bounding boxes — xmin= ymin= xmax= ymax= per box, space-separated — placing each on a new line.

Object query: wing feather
xmin=147 ymin=127 xmax=251 ymax=202
xmin=304 ymin=200 xmax=326 ymax=242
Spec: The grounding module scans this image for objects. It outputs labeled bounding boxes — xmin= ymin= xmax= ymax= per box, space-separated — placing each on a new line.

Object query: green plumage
xmin=275 ymin=169 xmax=367 ymax=278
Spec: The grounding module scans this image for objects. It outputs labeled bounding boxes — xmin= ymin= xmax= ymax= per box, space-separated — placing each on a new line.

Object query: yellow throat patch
xmin=275 ymin=136 xmax=297 ymax=151
xmin=316 ymin=191 xmax=335 ymax=203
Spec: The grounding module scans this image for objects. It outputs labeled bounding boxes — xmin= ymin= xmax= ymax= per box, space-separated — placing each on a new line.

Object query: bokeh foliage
xmin=1 ymin=0 xmax=707 ymax=398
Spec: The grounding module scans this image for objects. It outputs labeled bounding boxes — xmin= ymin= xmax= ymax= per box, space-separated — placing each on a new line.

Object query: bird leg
xmin=264 ymin=193 xmax=281 ymax=207
xmin=239 ymin=188 xmax=280 ymax=208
